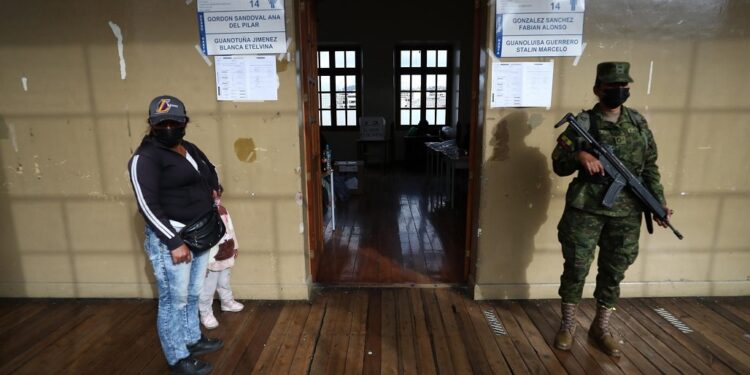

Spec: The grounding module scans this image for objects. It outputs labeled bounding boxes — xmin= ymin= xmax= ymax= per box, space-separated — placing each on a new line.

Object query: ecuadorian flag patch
xmin=557 ymin=134 xmax=574 ymax=151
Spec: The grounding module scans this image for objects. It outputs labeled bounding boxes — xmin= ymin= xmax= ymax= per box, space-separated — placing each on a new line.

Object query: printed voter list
xmin=496 ymin=0 xmax=585 ymax=57
xmin=198 ymin=0 xmax=287 ymax=55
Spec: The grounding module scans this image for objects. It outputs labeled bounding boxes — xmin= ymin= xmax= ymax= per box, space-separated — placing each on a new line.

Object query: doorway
xmin=298 ymin=0 xmax=485 ymax=285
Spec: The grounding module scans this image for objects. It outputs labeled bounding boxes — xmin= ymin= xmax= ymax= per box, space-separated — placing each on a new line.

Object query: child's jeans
xmin=199 ymin=268 xmax=234 ymax=313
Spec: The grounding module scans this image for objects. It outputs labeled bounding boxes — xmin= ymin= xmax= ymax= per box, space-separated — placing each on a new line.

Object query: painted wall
xmin=2 ymin=0 xmax=748 ymax=301
xmin=474 ymin=0 xmax=750 ymax=299
xmin=0 ymin=0 xmax=310 ymax=299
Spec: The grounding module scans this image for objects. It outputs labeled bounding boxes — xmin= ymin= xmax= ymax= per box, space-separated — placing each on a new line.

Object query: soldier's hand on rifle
xmin=654 ymin=205 xmax=673 ymax=228
xmin=576 ymin=151 xmax=605 ymax=176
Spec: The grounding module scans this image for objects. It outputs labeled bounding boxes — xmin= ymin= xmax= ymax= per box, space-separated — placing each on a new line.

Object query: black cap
xmin=148 ymin=95 xmax=189 ymax=125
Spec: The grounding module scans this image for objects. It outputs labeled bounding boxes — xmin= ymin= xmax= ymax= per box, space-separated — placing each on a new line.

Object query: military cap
xmin=596 ymin=62 xmax=634 ymax=84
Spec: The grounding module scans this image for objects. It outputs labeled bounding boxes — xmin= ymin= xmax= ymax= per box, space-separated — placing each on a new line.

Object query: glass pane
xmin=400 ymin=50 xmax=410 ymax=68
xmin=400 ymin=75 xmax=410 ymax=90
xmin=426 ymin=110 xmax=436 ymax=125
xmin=335 ymin=93 xmax=346 ymax=109
xmin=426 ymin=75 xmax=436 ymax=90
xmin=335 ymin=76 xmax=345 ymax=92
xmin=426 ymin=92 xmax=436 ymax=108
xmin=437 ymin=92 xmax=447 ymax=108
xmin=411 ymin=92 xmax=421 ymax=108
xmin=437 ymin=75 xmax=447 ymax=90
xmin=411 ymin=50 xmax=421 ymax=68
xmin=319 ymin=76 xmax=330 ymax=91
xmin=320 ymin=93 xmax=331 ymax=109
xmin=411 ymin=109 xmax=421 ymax=125
xmin=436 ymin=109 xmax=446 ymax=125
xmin=437 ymin=50 xmax=448 ymax=67
xmin=347 ymin=110 xmax=356 ymax=126
xmin=400 ymin=109 xmax=410 ymax=125
xmin=321 ymin=110 xmax=331 ymax=126
xmin=411 ymin=75 xmax=421 ymax=91
xmin=400 ymin=92 xmax=410 ymax=108
xmin=346 ymin=75 xmax=356 ymax=92
xmin=346 ymin=51 xmax=356 ymax=68
xmin=346 ymin=93 xmax=357 ymax=109
xmin=335 ymin=51 xmax=346 ymax=68
xmin=426 ymin=50 xmax=436 ymax=67
xmin=319 ymin=51 xmax=330 ymax=69
xmin=336 ymin=110 xmax=346 ymax=126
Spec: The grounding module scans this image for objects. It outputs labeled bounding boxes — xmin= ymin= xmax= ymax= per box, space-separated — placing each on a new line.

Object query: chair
xmin=356 ymin=116 xmax=390 ymax=167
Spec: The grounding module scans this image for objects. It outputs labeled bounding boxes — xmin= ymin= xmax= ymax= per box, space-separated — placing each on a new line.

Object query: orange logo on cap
xmin=156 ymin=99 xmax=171 ymax=113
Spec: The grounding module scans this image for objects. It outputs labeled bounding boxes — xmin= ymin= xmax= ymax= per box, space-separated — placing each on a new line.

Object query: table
xmin=425 ymin=141 xmax=468 ymax=209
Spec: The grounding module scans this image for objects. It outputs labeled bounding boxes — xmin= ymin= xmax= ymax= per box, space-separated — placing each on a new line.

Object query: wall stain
xmin=234 ymin=138 xmax=257 ymax=163
xmin=263 ymin=111 xmax=282 ymax=123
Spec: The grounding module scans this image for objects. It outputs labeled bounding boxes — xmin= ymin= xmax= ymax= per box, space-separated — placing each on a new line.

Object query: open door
xmin=463 ymin=0 xmax=486 ymax=282
xmin=296 ymin=0 xmax=323 ymax=280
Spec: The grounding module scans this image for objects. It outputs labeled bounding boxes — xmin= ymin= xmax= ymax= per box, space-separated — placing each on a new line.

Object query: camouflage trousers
xmin=557 ymin=208 xmax=642 ymax=308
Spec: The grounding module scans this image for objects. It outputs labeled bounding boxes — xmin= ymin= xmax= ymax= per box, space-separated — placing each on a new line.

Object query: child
xmin=199 ymin=199 xmax=243 ymax=329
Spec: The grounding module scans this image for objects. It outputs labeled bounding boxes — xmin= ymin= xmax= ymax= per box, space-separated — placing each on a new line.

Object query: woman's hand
xmin=577 ymin=151 xmax=605 ymax=176
xmin=171 ymin=244 xmax=192 ymax=264
xmin=654 ymin=205 xmax=673 ymax=228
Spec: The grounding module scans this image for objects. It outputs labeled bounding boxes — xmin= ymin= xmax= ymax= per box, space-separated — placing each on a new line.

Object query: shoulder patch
xmin=557 ymin=134 xmax=575 ymax=151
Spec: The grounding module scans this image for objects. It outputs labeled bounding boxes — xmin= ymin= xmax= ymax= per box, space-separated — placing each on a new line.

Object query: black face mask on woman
xmin=601 ymin=87 xmax=630 ymax=109
xmin=152 ymin=126 xmax=186 ymax=147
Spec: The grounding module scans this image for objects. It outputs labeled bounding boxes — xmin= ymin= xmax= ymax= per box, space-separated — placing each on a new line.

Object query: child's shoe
xmin=200 ymin=311 xmax=219 ymax=329
xmin=220 ymin=299 xmax=244 ymax=312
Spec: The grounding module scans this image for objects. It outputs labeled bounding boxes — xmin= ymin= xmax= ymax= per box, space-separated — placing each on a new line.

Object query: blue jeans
xmin=144 ymin=225 xmax=209 ymax=365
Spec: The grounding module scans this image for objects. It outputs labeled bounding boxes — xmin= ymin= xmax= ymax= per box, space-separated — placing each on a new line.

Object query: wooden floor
xmin=318 ymin=166 xmax=467 ymax=284
xmin=1 ymin=289 xmax=749 ymax=374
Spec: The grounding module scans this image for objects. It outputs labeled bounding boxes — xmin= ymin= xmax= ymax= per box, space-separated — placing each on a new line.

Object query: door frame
xmin=296 ymin=0 xmax=323 ymax=280
xmin=296 ymin=0 xmax=487 ymax=285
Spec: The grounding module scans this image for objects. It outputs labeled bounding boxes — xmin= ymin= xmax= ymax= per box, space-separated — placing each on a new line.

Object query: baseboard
xmin=473 ymin=280 xmax=750 ymax=300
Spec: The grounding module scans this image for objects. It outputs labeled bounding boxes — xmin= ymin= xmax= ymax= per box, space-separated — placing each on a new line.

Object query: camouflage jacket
xmin=552 ymin=104 xmax=665 ymax=217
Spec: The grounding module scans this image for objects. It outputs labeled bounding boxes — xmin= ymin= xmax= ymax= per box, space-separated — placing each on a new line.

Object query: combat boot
xmin=589 ymin=304 xmax=621 ymax=357
xmin=554 ymin=302 xmax=577 ymax=350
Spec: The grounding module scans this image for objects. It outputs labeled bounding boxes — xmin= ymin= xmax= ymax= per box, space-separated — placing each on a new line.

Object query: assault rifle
xmin=555 ymin=113 xmax=683 ymax=240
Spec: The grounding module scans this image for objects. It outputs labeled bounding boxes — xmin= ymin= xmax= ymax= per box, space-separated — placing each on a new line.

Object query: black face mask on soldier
xmin=152 ymin=126 xmax=185 ymax=147
xmin=601 ymin=87 xmax=630 ymax=109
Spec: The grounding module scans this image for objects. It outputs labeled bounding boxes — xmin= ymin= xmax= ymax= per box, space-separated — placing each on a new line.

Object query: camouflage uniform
xmin=552 ymin=105 xmax=665 ymax=308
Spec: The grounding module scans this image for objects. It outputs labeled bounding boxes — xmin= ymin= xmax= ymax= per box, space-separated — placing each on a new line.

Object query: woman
xmin=128 ymin=95 xmax=223 ymax=375
xmin=551 ymin=63 xmax=672 ymax=356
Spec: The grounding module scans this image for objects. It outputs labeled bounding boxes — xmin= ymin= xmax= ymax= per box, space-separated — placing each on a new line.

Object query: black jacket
xmin=128 ymin=136 xmax=220 ymax=250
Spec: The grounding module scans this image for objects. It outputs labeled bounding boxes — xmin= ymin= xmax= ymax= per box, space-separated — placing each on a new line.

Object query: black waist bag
xmin=179 ymin=208 xmax=226 ymax=253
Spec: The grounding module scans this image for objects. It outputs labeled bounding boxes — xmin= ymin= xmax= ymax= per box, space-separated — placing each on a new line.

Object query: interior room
xmin=313 ymin=0 xmax=476 ymax=284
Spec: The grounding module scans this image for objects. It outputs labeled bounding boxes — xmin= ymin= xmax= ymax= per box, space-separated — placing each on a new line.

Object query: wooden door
xmin=296 ymin=0 xmax=322 ymax=280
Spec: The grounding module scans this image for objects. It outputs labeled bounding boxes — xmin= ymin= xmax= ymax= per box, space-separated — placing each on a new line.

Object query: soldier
xmin=551 ymin=62 xmax=673 ymax=356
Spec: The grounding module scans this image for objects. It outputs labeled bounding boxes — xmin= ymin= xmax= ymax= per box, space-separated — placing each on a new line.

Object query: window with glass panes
xmin=318 ymin=48 xmax=361 ymax=127
xmin=397 ymin=48 xmax=450 ymax=126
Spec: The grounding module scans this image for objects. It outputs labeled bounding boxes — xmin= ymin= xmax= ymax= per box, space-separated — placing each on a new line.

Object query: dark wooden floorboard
xmin=494 ymin=301 xmax=548 ymax=374
xmin=0 ymin=292 xmax=748 ymax=374
xmin=618 ymin=299 xmax=722 ymax=375
xmin=318 ymin=167 xmax=466 ymax=284
xmin=653 ymin=297 xmax=750 ymax=374
xmin=630 ymin=298 xmax=737 ymax=374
